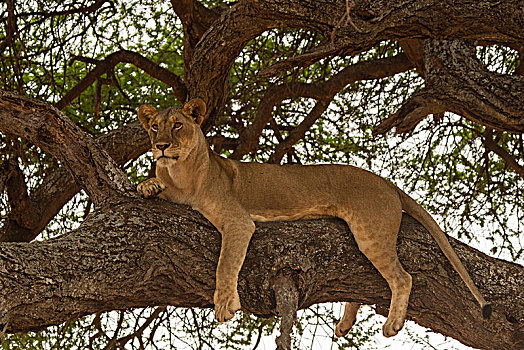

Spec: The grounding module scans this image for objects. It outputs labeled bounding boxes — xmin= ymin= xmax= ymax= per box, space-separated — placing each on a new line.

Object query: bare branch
xmin=269 ymin=97 xmax=333 ymax=164
xmin=483 ymin=129 xmax=524 ymax=180
xmin=14 ymin=0 xmax=113 ymax=19
xmin=231 ymin=53 xmax=414 ymax=160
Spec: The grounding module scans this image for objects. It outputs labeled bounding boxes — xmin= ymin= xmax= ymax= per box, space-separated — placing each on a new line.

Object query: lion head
xmin=138 ymin=99 xmax=207 ymax=164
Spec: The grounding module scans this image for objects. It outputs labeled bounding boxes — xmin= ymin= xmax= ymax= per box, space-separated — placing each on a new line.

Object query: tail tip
xmin=482 ymin=303 xmax=492 ymax=319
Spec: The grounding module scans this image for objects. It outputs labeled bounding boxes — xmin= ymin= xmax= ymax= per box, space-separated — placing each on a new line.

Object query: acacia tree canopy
xmin=0 ymin=1 xmax=523 ymax=349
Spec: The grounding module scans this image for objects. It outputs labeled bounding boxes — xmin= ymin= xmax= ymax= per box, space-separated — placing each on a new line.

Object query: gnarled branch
xmin=0 ymin=121 xmax=149 ymax=242
xmin=256 ymin=0 xmax=524 ymax=77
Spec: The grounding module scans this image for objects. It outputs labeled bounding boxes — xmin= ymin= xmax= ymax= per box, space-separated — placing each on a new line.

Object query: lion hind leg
xmin=347 ymin=216 xmax=412 ymax=338
xmin=335 ymin=302 xmax=361 ymax=337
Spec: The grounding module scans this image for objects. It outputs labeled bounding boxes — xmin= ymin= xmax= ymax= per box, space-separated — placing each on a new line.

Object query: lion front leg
xmin=200 ymin=205 xmax=255 ymax=322
xmin=137 ymin=177 xmax=167 ymax=198
xmin=214 ymin=219 xmax=255 ymax=322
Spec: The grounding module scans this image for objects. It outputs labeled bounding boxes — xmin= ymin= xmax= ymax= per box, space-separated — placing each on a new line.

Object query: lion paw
xmin=334 ymin=319 xmax=354 ymax=337
xmin=382 ymin=316 xmax=404 ymax=337
xmin=137 ymin=178 xmax=167 ymax=198
xmin=214 ymin=289 xmax=241 ymax=322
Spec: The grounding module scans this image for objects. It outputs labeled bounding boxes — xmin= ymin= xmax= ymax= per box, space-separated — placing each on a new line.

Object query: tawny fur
xmin=136 ymin=99 xmax=490 ymax=338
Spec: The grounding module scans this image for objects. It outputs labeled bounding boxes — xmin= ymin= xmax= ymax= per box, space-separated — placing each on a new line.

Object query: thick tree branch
xmin=57 ymin=50 xmax=187 ymax=110
xmin=375 ymin=40 xmax=524 ymax=134
xmin=0 ymin=90 xmax=133 ymax=206
xmin=187 ymin=3 xmax=275 ymax=132
xmin=0 ymin=122 xmax=150 ymax=242
xmin=256 ymin=0 xmax=524 ymax=77
xmin=169 ymin=0 xmax=223 ymax=73
xmin=186 ymin=0 xmax=523 ymax=132
xmin=0 ymin=198 xmax=521 ymax=349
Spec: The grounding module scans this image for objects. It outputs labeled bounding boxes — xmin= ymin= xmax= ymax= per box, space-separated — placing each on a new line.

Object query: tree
xmin=0 ymin=0 xmax=523 ymax=349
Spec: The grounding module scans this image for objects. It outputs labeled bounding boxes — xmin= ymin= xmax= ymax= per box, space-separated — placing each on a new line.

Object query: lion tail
xmin=396 ymin=187 xmax=491 ymax=319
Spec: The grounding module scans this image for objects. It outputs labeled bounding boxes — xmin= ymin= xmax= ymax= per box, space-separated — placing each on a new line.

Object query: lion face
xmin=138 ymin=99 xmax=207 ymax=164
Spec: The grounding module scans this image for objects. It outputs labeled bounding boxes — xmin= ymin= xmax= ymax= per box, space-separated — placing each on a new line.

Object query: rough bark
xmin=0 ymin=198 xmax=521 ymax=349
xmin=255 ymin=0 xmax=524 ymax=76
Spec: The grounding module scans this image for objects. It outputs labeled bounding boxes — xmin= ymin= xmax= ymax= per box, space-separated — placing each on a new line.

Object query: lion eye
xmin=174 ymin=122 xmax=182 ymax=129
xmin=151 ymin=124 xmax=158 ymax=131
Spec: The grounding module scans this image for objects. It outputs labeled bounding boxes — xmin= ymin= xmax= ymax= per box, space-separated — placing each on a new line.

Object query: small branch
xmin=251 ymin=317 xmax=274 ymax=350
xmin=269 ymin=97 xmax=333 ymax=164
xmin=14 ymin=0 xmax=112 ymax=19
xmin=373 ymin=88 xmax=446 ymax=135
xmin=115 ymin=307 xmax=167 ymax=347
xmin=229 ymin=83 xmax=326 ymax=160
xmin=56 ymin=50 xmax=187 ymax=110
xmin=482 ymin=129 xmax=524 ymax=180
xmin=273 ymin=272 xmax=299 ymax=350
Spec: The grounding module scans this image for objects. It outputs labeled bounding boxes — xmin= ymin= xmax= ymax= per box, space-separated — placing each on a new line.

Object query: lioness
xmin=137 ymin=99 xmax=490 ymax=337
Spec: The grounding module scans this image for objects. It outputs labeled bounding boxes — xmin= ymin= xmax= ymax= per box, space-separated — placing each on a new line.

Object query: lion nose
xmin=155 ymin=143 xmax=170 ymax=151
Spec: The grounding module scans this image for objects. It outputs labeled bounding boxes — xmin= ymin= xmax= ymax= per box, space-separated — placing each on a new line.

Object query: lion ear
xmin=138 ymin=105 xmax=157 ymax=129
xmin=183 ymin=98 xmax=207 ymax=126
